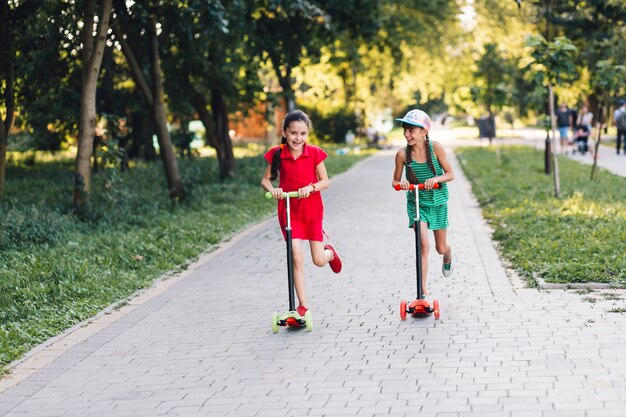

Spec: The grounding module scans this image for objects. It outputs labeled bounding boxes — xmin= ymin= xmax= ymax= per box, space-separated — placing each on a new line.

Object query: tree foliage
xmin=2 ymin=0 xmax=626 ymax=208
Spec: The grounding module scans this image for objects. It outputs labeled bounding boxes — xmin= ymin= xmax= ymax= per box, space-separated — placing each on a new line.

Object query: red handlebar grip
xmin=394 ymin=183 xmax=440 ymax=190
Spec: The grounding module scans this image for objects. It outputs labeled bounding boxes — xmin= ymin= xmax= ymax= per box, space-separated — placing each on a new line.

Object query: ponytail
xmin=405 ymin=133 xmax=436 ymax=184
xmin=424 ymin=134 xmax=436 ymax=175
xmin=270 ymin=138 xmax=287 ymax=181
xmin=404 ymin=146 xmax=419 ymax=184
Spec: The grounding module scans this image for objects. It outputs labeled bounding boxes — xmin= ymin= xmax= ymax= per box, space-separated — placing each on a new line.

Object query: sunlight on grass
xmin=457 ymin=145 xmax=626 ymax=285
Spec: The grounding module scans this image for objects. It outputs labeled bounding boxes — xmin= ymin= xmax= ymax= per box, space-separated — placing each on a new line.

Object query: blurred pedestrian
xmin=555 ymin=102 xmax=573 ymax=153
xmin=614 ymin=100 xmax=626 ymax=155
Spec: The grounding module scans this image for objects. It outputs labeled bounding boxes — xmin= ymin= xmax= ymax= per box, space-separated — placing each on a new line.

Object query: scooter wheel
xmin=304 ymin=310 xmax=313 ymax=331
xmin=433 ymin=300 xmax=440 ymax=319
xmin=400 ymin=300 xmax=407 ymax=320
xmin=271 ymin=312 xmax=279 ymax=333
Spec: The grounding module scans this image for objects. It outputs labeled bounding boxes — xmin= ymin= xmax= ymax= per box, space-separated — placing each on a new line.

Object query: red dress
xmin=264 ymin=144 xmax=328 ymax=242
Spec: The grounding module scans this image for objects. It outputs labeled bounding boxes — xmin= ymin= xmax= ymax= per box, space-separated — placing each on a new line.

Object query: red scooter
xmin=394 ymin=183 xmax=440 ymax=320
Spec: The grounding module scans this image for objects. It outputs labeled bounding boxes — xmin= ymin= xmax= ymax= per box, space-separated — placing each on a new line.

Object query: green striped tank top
xmin=405 ymin=143 xmax=449 ymax=211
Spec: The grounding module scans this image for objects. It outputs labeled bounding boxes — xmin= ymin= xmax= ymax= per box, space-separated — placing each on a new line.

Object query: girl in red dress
xmin=261 ymin=110 xmax=342 ymax=317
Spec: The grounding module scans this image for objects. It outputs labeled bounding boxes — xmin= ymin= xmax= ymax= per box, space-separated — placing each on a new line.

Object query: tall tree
xmin=249 ymin=0 xmax=330 ymax=111
xmin=16 ymin=1 xmax=82 ymax=153
xmin=525 ymin=34 xmax=578 ymax=198
xmin=73 ymin=0 xmax=113 ymax=206
xmin=589 ymin=60 xmax=626 ymax=179
xmin=318 ymin=0 xmax=381 ymax=110
xmin=553 ymin=0 xmax=626 ymax=119
xmin=472 ymin=43 xmax=514 ymax=145
xmin=161 ymin=0 xmax=257 ymax=180
xmin=0 ymin=0 xmax=16 ymax=201
xmin=111 ymin=1 xmax=184 ymax=200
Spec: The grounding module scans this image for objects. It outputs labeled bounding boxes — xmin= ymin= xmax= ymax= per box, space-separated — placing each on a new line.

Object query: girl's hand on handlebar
xmin=298 ymin=184 xmax=314 ymax=198
xmin=396 ymin=180 xmax=411 ymax=191
xmin=424 ymin=178 xmax=437 ymax=190
xmin=271 ymin=188 xmax=284 ymax=199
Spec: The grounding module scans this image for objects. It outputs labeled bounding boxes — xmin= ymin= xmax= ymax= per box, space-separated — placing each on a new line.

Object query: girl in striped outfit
xmin=392 ymin=109 xmax=455 ymax=298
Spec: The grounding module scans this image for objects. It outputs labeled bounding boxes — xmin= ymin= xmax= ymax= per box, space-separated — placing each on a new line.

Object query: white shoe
xmin=442 ymin=259 xmax=453 ymax=277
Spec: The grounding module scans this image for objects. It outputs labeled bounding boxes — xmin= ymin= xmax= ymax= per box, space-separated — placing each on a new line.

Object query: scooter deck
xmin=400 ymin=298 xmax=440 ymax=320
xmin=272 ymin=310 xmax=313 ymax=332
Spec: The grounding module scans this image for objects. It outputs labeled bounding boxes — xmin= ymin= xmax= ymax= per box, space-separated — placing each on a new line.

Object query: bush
xmin=300 ymin=106 xmax=358 ymax=143
xmin=0 ymin=204 xmax=73 ymax=250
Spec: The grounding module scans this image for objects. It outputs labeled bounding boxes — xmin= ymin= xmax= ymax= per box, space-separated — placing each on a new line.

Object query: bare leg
xmin=309 ymin=240 xmax=333 ymax=267
xmin=433 ymin=229 xmax=452 ymax=264
xmin=291 ymin=239 xmax=307 ymax=307
xmin=418 ymin=222 xmax=430 ymax=296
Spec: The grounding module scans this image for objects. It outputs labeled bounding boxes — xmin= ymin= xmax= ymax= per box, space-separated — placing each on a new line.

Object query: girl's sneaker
xmin=324 ymin=244 xmax=342 ymax=273
xmin=296 ymin=306 xmax=308 ymax=317
xmin=442 ymin=259 xmax=453 ymax=277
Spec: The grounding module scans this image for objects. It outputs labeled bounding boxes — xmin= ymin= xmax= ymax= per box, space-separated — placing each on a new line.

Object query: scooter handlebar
xmin=394 ymin=183 xmax=440 ymax=191
xmin=265 ymin=191 xmax=301 ymax=199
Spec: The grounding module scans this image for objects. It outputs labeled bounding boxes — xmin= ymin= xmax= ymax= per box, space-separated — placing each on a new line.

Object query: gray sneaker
xmin=442 ymin=259 xmax=453 ymax=277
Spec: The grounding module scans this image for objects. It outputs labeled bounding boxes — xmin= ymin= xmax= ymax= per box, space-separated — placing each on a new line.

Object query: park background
xmin=0 ymin=0 xmax=625 ymax=371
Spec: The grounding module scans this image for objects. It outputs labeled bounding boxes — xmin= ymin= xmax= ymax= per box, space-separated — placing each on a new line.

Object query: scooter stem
xmin=394 ymin=182 xmax=439 ymax=300
xmin=265 ymin=190 xmax=307 ymax=312
xmin=285 ymin=196 xmax=296 ymax=311
xmin=414 ymin=189 xmax=423 ymax=300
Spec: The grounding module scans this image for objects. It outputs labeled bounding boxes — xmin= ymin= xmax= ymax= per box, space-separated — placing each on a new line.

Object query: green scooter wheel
xmin=271 ymin=312 xmax=279 ymax=333
xmin=304 ymin=310 xmax=313 ymax=331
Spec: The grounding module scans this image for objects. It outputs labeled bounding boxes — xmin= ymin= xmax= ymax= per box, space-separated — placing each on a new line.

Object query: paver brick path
xmin=1 ymin=146 xmax=625 ymax=417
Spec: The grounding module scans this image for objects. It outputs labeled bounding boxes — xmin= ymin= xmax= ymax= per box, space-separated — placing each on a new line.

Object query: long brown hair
xmin=270 ymin=110 xmax=312 ymax=181
xmin=405 ymin=133 xmax=436 ymax=183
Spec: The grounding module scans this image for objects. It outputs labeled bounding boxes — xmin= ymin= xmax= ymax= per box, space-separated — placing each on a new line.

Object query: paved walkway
xmin=1 ymin=135 xmax=626 ymax=417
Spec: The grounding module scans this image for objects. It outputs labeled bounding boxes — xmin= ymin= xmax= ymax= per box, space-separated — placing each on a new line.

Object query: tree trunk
xmin=274 ymin=61 xmax=295 ymax=111
xmin=279 ymin=76 xmax=296 ymax=111
xmin=548 ymin=84 xmax=561 ymax=198
xmin=73 ymin=0 xmax=112 ymax=206
xmin=190 ymin=93 xmax=216 ymax=148
xmin=147 ymin=21 xmax=183 ymax=200
xmin=0 ymin=125 xmax=7 ymax=201
xmin=590 ymin=105 xmax=604 ymax=180
xmin=211 ymin=88 xmax=236 ymax=179
xmin=191 ymin=91 xmax=236 ymax=179
xmin=113 ymin=21 xmax=183 ymax=200
xmin=128 ymin=110 xmax=155 ymax=160
xmin=487 ymin=106 xmax=494 ymax=146
xmin=0 ymin=0 xmax=15 ymax=201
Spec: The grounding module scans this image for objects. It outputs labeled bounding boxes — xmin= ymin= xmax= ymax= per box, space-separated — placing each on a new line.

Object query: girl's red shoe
xmin=296 ymin=306 xmax=308 ymax=316
xmin=324 ymin=244 xmax=342 ymax=273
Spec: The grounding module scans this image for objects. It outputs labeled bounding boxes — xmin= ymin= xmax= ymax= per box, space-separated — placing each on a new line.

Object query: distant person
xmin=576 ymin=104 xmax=594 ymax=155
xmin=614 ymin=100 xmax=626 ymax=155
xmin=261 ymin=109 xmax=342 ymax=318
xmin=392 ymin=109 xmax=455 ymax=300
xmin=573 ymin=124 xmax=590 ymax=155
xmin=577 ymin=104 xmax=594 ymax=135
xmin=555 ymin=103 xmax=573 ymax=153
xmin=569 ymin=106 xmax=578 ymax=137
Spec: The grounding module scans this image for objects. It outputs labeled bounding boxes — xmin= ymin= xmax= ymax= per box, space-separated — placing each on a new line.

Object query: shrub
xmin=0 ymin=204 xmax=72 ymax=250
xmin=300 ymin=106 xmax=358 ymax=143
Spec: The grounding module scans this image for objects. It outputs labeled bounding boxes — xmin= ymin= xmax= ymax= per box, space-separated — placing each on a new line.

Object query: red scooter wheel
xmin=433 ymin=300 xmax=440 ymax=319
xmin=400 ymin=300 xmax=407 ymax=320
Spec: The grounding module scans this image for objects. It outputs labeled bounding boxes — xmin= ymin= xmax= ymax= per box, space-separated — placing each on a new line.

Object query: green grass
xmin=0 ymin=144 xmax=373 ymax=368
xmin=456 ymin=145 xmax=626 ymax=286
